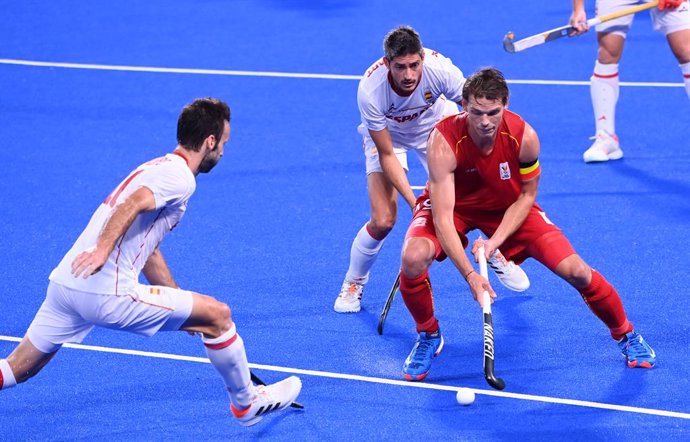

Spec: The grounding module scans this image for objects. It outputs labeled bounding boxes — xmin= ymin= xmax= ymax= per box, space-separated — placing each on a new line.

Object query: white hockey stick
xmin=478 ymin=245 xmax=505 ymax=390
xmin=503 ymin=1 xmax=659 ymax=53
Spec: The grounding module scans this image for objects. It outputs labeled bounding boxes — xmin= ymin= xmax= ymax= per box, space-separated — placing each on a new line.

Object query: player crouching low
xmin=0 ymin=98 xmax=302 ymax=427
xmin=396 ymin=68 xmax=656 ymax=381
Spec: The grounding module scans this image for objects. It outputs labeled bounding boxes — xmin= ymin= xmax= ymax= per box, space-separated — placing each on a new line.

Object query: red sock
xmin=578 ymin=270 xmax=632 ymax=340
xmin=400 ymin=270 xmax=438 ymax=333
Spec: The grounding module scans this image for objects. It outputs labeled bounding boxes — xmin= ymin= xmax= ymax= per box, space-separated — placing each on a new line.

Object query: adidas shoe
xmin=334 ymin=279 xmax=365 ymax=313
xmin=402 ymin=330 xmax=444 ymax=381
xmin=488 ymin=249 xmax=530 ymax=292
xmin=583 ymin=131 xmax=623 ymax=163
xmin=617 ymin=331 xmax=656 ymax=369
xmin=231 ymin=376 xmax=302 ymax=426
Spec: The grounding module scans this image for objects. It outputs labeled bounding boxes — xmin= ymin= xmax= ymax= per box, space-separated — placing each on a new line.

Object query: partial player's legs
xmin=397 ymin=199 xmax=531 ymax=381
xmin=527 ymin=232 xmax=655 ymax=368
xmin=666 ymin=29 xmax=690 ymax=99
xmin=182 ymin=293 xmax=302 ymax=426
xmin=335 ymin=170 xmax=398 ymax=313
xmin=583 ymin=32 xmax=625 ymax=163
xmin=399 ymin=236 xmax=443 ymax=381
xmin=652 ymin=0 xmax=690 ymax=97
xmin=1 ymin=281 xmax=94 ymax=390
xmin=1 ymin=337 xmax=58 ymax=390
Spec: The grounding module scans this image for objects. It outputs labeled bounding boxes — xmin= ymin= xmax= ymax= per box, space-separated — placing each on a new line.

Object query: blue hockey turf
xmin=1 ymin=1 xmax=690 ymax=440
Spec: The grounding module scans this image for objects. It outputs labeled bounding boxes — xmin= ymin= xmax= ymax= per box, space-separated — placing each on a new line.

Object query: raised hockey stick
xmin=250 ymin=372 xmax=304 ymax=409
xmin=503 ymin=1 xmax=659 ymax=53
xmin=377 ymin=272 xmax=401 ymax=335
xmin=478 ymin=245 xmax=506 ymax=390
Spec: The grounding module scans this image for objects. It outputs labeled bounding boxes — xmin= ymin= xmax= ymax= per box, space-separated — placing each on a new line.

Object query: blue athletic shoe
xmin=617 ymin=331 xmax=656 ymax=369
xmin=402 ymin=330 xmax=444 ymax=381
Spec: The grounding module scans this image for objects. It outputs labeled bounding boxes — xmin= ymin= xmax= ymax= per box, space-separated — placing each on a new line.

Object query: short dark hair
xmin=177 ymin=97 xmax=231 ymax=152
xmin=383 ymin=25 xmax=423 ymax=61
xmin=462 ymin=68 xmax=509 ymax=105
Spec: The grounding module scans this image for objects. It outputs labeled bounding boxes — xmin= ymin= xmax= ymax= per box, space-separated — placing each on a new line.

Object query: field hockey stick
xmin=250 ymin=372 xmax=304 ymax=409
xmin=377 ymin=272 xmax=401 ymax=335
xmin=503 ymin=0 xmax=659 ymax=53
xmin=477 ymin=245 xmax=506 ymax=390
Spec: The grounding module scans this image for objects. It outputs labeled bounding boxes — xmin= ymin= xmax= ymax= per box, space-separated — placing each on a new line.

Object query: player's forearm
xmin=572 ymin=0 xmax=585 ymax=12
xmin=492 ymin=194 xmax=535 ymax=247
xmin=379 ymin=153 xmax=416 ymax=208
xmin=96 ymin=201 xmax=142 ymax=258
xmin=142 ymin=248 xmax=178 ymax=288
xmin=435 ymin=217 xmax=474 ymax=280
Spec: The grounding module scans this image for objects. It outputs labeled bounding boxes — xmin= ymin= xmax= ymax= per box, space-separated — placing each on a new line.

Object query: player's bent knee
xmin=667 ymin=29 xmax=690 ymax=63
xmin=369 ymin=218 xmax=395 ymax=236
xmin=217 ymin=301 xmax=232 ymax=323
xmin=208 ymin=299 xmax=232 ymax=333
xmin=567 ymin=261 xmax=592 ymax=287
xmin=401 ymin=241 xmax=434 ymax=277
xmin=188 ymin=293 xmax=234 ymax=337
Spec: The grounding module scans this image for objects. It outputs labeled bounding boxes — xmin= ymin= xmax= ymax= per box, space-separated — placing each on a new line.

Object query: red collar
xmin=172 ymin=150 xmax=190 ymax=165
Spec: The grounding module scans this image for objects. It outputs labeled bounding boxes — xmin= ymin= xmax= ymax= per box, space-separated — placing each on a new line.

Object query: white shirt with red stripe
xmin=357 ymin=48 xmax=465 ymax=148
xmin=49 ymin=152 xmax=195 ymax=296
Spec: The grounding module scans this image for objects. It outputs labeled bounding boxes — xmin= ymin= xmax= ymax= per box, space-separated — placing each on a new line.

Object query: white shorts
xmin=26 ymin=281 xmax=194 ymax=353
xmin=364 ymin=97 xmax=459 ymax=175
xmin=596 ymin=0 xmax=690 ymax=36
xmin=364 ymin=136 xmax=427 ymax=175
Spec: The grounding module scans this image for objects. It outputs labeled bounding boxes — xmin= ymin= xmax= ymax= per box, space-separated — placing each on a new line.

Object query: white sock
xmin=345 ymin=223 xmax=385 ymax=283
xmin=681 ymin=61 xmax=690 ymax=100
xmin=591 ymin=61 xmax=619 ymax=135
xmin=0 ymin=359 xmax=17 ymax=390
xmin=202 ymin=324 xmax=254 ymax=408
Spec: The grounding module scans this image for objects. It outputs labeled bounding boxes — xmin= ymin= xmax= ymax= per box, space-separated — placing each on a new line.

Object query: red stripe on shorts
xmin=204 ymin=333 xmax=238 ymax=350
xmin=125 ymin=294 xmax=174 ymax=311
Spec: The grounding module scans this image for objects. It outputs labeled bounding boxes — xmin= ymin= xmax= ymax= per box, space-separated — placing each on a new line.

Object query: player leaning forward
xmin=0 ymin=98 xmax=301 ymax=426
xmin=399 ymin=68 xmax=656 ymax=381
xmin=334 ymin=26 xmax=529 ymax=313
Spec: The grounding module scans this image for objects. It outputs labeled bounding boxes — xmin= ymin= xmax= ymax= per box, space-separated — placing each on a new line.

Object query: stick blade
xmin=485 ymin=373 xmax=506 ymax=391
xmin=502 ymin=31 xmax=516 ymax=53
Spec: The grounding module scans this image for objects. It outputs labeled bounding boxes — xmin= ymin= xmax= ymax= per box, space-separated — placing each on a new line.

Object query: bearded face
xmin=198 ymin=121 xmax=230 ymax=174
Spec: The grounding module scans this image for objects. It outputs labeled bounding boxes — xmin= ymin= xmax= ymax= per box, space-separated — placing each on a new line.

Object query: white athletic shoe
xmin=488 ymin=250 xmax=530 ymax=292
xmin=583 ymin=131 xmax=623 ymax=163
xmin=334 ymin=279 xmax=365 ymax=313
xmin=231 ymin=376 xmax=302 ymax=427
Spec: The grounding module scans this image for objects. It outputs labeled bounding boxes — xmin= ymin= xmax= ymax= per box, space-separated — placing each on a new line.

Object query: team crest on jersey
xmin=499 ymin=162 xmax=511 ymax=180
xmin=424 ymin=89 xmax=433 ymax=104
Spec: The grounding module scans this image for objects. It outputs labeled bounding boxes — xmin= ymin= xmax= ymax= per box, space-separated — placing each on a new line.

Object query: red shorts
xmin=405 ymin=196 xmax=576 ymax=271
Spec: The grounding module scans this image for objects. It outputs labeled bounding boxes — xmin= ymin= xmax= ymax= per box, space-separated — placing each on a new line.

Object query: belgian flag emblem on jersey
xmin=424 ymin=89 xmax=433 ymax=103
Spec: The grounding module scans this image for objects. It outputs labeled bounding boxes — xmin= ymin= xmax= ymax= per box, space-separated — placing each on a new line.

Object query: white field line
xmin=1 ymin=335 xmax=688 ymax=420
xmin=0 ymin=58 xmax=684 ymax=88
